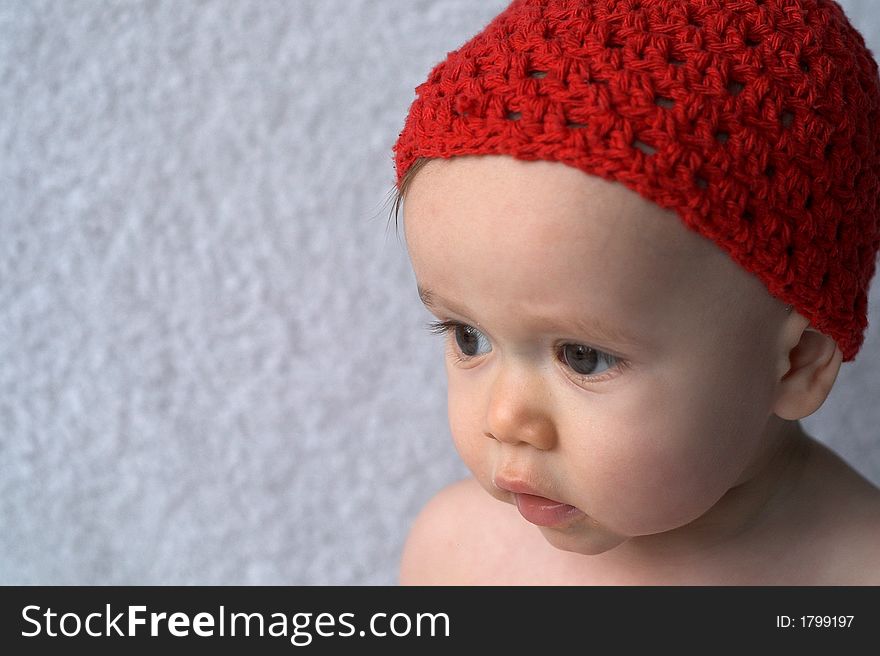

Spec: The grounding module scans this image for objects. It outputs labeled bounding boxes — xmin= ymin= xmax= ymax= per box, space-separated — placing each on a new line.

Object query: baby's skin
xmin=399 ymin=155 xmax=880 ymax=585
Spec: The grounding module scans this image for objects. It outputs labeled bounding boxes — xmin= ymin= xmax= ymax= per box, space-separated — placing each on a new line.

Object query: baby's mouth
xmin=513 ymin=492 xmax=585 ymax=528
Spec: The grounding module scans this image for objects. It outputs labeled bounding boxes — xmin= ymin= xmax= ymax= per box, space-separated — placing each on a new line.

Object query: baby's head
xmin=392 ymin=0 xmax=880 ymax=554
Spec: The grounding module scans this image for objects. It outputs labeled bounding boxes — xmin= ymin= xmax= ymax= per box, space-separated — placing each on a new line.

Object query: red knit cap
xmin=393 ymin=0 xmax=880 ymax=362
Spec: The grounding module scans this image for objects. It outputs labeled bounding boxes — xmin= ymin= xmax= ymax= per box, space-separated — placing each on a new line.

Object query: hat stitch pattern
xmin=394 ymin=0 xmax=880 ymax=361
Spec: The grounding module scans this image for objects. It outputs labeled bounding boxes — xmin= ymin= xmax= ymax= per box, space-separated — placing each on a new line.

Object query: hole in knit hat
xmin=669 ymin=57 xmax=686 ymax=67
xmin=507 ymin=111 xmax=522 ymax=121
xmin=566 ymin=121 xmax=588 ymax=129
xmin=453 ymin=94 xmax=479 ymax=116
xmin=715 ymin=131 xmax=730 ymax=144
xmin=633 ymin=139 xmax=656 ymax=155
xmin=727 ymin=81 xmax=745 ymax=96
xmin=765 ymin=164 xmax=775 ymax=178
xmin=528 ymin=70 xmax=548 ymax=78
xmin=804 ymin=194 xmax=813 ymax=210
xmin=744 ymin=35 xmax=760 ymax=48
xmin=655 ymin=96 xmax=675 ymax=109
xmin=781 ymin=111 xmax=794 ymax=128
xmin=695 ymin=175 xmax=709 ymax=189
xmin=799 ymin=59 xmax=810 ymax=73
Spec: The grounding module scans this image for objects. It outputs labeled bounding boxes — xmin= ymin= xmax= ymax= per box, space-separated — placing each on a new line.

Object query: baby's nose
xmin=484 ymin=369 xmax=558 ymax=450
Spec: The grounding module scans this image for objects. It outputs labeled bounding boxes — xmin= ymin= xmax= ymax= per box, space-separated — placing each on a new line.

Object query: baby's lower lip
xmin=514 ymin=493 xmax=585 ymax=527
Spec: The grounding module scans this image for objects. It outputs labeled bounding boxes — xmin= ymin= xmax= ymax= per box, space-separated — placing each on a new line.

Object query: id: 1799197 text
xmin=776 ymin=615 xmax=854 ymax=628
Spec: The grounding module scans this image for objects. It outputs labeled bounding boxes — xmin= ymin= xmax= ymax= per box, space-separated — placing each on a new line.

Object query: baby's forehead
xmin=407 ymin=155 xmax=778 ymax=321
xmin=412 ymin=155 xmax=720 ymax=262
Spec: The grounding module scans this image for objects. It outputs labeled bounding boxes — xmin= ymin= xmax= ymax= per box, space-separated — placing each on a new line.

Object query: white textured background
xmin=1 ymin=0 xmax=878 ymax=585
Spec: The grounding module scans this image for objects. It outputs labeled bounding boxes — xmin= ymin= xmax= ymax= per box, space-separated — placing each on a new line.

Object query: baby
xmin=390 ymin=0 xmax=880 ymax=584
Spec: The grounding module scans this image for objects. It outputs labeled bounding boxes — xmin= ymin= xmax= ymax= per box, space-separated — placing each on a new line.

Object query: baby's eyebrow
xmin=417 ymin=284 xmax=645 ymax=350
xmin=417 ymin=284 xmax=474 ymax=319
xmin=417 ymin=285 xmax=437 ymax=310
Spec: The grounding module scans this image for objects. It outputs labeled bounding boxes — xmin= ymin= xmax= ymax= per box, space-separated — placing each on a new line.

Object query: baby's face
xmin=403 ymin=155 xmax=792 ymax=555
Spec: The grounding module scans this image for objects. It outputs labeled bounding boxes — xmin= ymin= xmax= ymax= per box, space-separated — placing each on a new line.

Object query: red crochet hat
xmin=393 ymin=0 xmax=880 ymax=361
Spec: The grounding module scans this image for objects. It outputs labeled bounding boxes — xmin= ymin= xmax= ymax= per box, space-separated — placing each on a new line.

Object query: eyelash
xmin=425 ymin=319 xmax=627 ymax=383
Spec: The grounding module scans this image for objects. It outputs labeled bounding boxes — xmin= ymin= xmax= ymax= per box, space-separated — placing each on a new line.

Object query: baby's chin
xmin=536 ymin=522 xmax=629 ymax=556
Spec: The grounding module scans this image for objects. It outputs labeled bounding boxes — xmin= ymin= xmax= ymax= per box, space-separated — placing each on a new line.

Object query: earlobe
xmin=773 ymin=327 xmax=843 ymax=420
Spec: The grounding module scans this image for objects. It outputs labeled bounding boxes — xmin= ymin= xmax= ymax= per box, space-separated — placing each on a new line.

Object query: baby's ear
xmin=773 ymin=324 xmax=843 ymax=420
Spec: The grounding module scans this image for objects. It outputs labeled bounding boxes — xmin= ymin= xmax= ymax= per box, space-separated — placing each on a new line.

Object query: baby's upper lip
xmin=493 ymin=474 xmax=564 ymax=504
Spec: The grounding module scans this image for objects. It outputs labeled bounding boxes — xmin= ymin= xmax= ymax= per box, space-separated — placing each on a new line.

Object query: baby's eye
xmin=452 ymin=324 xmax=491 ymax=357
xmin=558 ymin=343 xmax=616 ymax=378
xmin=427 ymin=320 xmax=491 ymax=358
xmin=426 ymin=320 xmax=621 ymax=380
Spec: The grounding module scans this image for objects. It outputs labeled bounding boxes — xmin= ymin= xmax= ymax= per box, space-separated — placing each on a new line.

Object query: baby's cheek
xmin=446 ymin=379 xmax=492 ymax=478
xmin=568 ymin=388 xmax=749 ymax=536
xmin=567 ymin=432 xmax=693 ymax=535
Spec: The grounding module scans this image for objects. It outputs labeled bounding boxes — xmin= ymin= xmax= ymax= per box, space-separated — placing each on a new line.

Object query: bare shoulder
xmin=800 ymin=439 xmax=880 ymax=584
xmin=818 ymin=497 xmax=880 ymax=585
xmin=825 ymin=488 xmax=880 ymax=585
xmin=398 ymin=477 xmax=532 ymax=585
